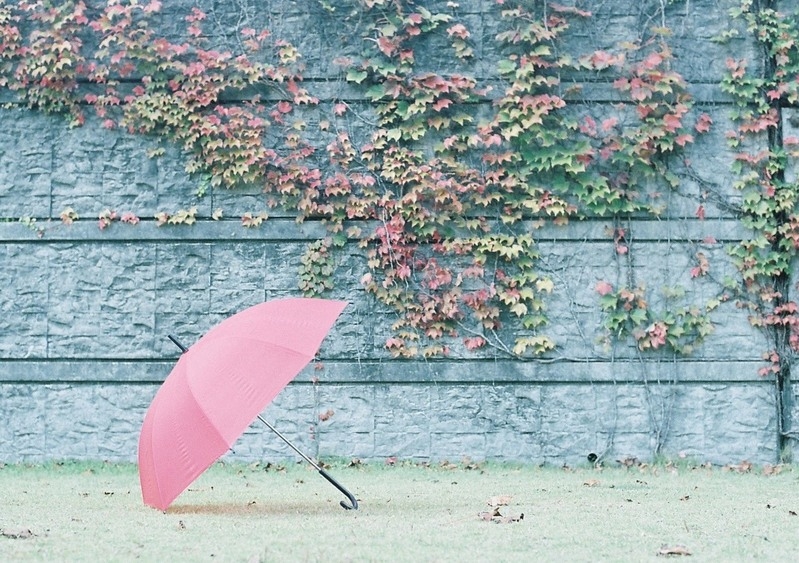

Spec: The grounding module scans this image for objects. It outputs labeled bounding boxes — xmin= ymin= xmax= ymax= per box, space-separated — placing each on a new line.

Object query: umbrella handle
xmin=319 ymin=467 xmax=359 ymax=510
xmin=256 ymin=414 xmax=359 ymax=510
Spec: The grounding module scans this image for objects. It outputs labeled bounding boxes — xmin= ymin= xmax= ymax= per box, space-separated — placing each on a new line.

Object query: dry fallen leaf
xmin=487 ymin=495 xmax=513 ymax=507
xmin=618 ymin=457 xmax=641 ymax=468
xmin=1 ymin=528 xmax=35 ymax=539
xmin=763 ymin=464 xmax=784 ymax=476
xmin=497 ymin=512 xmax=524 ymax=524
xmin=477 ymin=507 xmax=524 ymax=524
xmin=657 ymin=544 xmax=692 ymax=557
xmin=479 ymin=507 xmax=502 ymax=521
xmin=724 ymin=461 xmax=752 ymax=473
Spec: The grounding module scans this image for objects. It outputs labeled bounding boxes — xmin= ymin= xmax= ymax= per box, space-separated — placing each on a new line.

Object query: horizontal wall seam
xmin=0 ymin=359 xmax=779 ymax=384
xmin=0 ymin=218 xmax=752 ymax=243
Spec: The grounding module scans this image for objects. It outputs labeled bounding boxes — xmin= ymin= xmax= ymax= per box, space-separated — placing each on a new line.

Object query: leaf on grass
xmin=762 ymin=464 xmax=784 ymax=476
xmin=617 ymin=457 xmax=641 ymax=468
xmin=478 ymin=507 xmax=523 ymax=524
xmin=657 ymin=544 xmax=692 ymax=557
xmin=479 ymin=507 xmax=501 ymax=521
xmin=487 ymin=495 xmax=512 ymax=507
xmin=1 ymin=528 xmax=35 ymax=539
xmin=723 ymin=461 xmax=752 ymax=473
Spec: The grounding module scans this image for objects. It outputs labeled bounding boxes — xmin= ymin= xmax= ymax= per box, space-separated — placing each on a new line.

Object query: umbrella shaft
xmin=256 ymin=415 xmax=321 ymax=471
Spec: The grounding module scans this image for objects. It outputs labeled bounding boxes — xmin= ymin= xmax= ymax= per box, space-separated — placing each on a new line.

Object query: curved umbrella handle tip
xmin=340 ymin=496 xmax=358 ymax=510
xmin=319 ymin=467 xmax=359 ymax=511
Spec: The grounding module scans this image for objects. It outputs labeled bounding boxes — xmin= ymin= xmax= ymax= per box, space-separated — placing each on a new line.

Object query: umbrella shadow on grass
xmin=166 ymin=500 xmax=343 ymax=516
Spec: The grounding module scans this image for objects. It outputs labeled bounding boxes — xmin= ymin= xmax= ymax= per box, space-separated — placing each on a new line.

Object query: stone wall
xmin=0 ymin=0 xmax=796 ymax=466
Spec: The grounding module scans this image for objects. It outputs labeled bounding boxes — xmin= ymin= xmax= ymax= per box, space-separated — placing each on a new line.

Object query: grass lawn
xmin=1 ymin=459 xmax=798 ymax=562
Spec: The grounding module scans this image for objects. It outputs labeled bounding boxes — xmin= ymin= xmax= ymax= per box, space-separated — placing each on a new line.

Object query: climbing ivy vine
xmin=719 ymin=0 xmax=799 ymax=449
xmin=0 ymin=0 xmax=795 ymax=392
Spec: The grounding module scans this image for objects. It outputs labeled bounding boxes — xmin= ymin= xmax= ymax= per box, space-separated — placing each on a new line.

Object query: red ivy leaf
xmin=385 ymin=337 xmax=405 ymax=349
xmin=601 ymin=117 xmax=618 ymax=132
xmin=447 ymin=24 xmax=470 ymax=39
xmin=120 ymin=212 xmax=140 ymax=225
xmin=579 ymin=115 xmax=597 ymax=137
xmin=663 ymin=113 xmax=682 ymax=133
xmin=377 ymin=36 xmax=397 ymax=57
xmin=642 ymin=52 xmax=663 ymax=70
xmin=432 ymin=98 xmax=452 ymax=112
xmin=726 ymin=57 xmax=746 ymax=79
xmin=695 ymin=205 xmax=706 ymax=220
xmin=596 ymin=281 xmax=614 ymax=296
xmin=464 ymin=336 xmax=486 ymax=350
xmin=695 ymin=113 xmax=713 ymax=133
xmin=589 ymin=50 xmax=618 ymax=70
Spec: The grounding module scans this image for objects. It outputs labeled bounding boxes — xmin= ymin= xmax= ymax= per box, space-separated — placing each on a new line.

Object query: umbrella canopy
xmin=138 ymin=297 xmax=347 ymax=511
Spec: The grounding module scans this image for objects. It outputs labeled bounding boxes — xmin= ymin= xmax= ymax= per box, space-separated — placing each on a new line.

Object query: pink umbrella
xmin=138 ymin=297 xmax=357 ymax=511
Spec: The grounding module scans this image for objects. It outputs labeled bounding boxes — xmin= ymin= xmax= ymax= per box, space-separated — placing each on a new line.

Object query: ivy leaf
xmin=60 ymin=207 xmax=78 ymax=225
xmin=535 ymin=278 xmax=554 ymax=293
xmin=346 ymin=69 xmax=368 ymax=84
xmin=695 ymin=113 xmax=713 ymax=133
xmin=432 ymin=98 xmax=452 ymax=112
xmin=510 ymin=302 xmax=528 ymax=316
xmin=497 ymin=59 xmax=517 ymax=76
xmin=463 ymin=336 xmax=486 ymax=350
xmin=596 ymin=281 xmax=614 ymax=296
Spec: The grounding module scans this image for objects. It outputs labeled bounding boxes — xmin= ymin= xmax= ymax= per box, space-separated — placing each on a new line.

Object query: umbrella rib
xmin=197 ymin=334 xmax=319 ymax=362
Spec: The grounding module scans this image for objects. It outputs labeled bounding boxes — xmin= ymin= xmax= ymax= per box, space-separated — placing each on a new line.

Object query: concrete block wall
xmin=0 ymin=0 xmax=795 ymax=465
